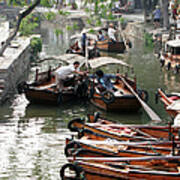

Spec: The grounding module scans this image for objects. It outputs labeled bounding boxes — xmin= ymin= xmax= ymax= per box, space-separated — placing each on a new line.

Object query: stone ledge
xmin=0 ymin=35 xmax=39 ymax=104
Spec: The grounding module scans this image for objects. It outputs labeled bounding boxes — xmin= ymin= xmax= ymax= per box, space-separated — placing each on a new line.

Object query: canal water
xmin=0 ymin=20 xmax=180 ymax=180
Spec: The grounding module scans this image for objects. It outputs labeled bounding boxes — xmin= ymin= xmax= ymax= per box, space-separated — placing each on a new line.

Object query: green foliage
xmin=144 ymin=32 xmax=154 ymax=48
xmin=58 ymin=10 xmax=70 ymax=16
xmin=66 ymin=25 xmax=73 ymax=31
xmin=86 ymin=18 xmax=93 ymax=25
xmin=8 ymin=0 xmax=26 ymax=6
xmin=107 ymin=12 xmax=115 ymax=20
xmin=119 ymin=17 xmax=125 ymax=24
xmin=40 ymin=0 xmax=52 ymax=7
xmin=100 ymin=6 xmax=107 ymax=18
xmin=95 ymin=18 xmax=102 ymax=26
xmin=54 ymin=29 xmax=63 ymax=37
xmin=94 ymin=0 xmax=99 ymax=15
xmin=72 ymin=23 xmax=79 ymax=30
xmin=44 ymin=11 xmax=56 ymax=21
xmin=88 ymin=29 xmax=95 ymax=33
xmin=30 ymin=37 xmax=42 ymax=56
xmin=85 ymin=8 xmax=90 ymax=13
xmin=19 ymin=14 xmax=39 ymax=36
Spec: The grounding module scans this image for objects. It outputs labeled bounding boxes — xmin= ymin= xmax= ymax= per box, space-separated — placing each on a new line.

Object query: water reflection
xmin=11 ymin=94 xmax=29 ymax=119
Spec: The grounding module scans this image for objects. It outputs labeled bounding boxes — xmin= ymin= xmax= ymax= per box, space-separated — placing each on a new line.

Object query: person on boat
xmin=66 ymin=40 xmax=80 ymax=54
xmin=94 ymin=70 xmax=117 ymax=92
xmin=153 ymin=5 xmax=161 ymax=29
xmin=88 ymin=41 xmax=101 ymax=59
xmin=72 ymin=41 xmax=80 ymax=52
xmin=108 ymin=23 xmax=117 ymax=43
xmin=81 ymin=32 xmax=87 ymax=57
xmin=177 ymin=15 xmax=180 ymax=32
xmin=54 ymin=61 xmax=85 ymax=91
xmin=97 ymin=30 xmax=105 ymax=41
xmin=159 ymin=51 xmax=165 ymax=67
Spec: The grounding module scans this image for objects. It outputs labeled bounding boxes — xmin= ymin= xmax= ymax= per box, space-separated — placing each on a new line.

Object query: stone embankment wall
xmin=0 ymin=22 xmax=32 ymax=104
xmin=123 ymin=21 xmax=145 ymax=41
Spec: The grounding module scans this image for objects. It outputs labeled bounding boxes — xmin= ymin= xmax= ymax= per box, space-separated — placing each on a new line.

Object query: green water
xmin=0 ymin=21 xmax=180 ymax=180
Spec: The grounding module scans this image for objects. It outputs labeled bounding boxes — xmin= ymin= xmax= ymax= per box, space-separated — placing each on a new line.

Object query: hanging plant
xmin=30 ymin=37 xmax=42 ymax=57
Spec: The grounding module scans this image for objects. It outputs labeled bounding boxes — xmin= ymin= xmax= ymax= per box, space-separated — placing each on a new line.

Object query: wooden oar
xmin=68 ymin=155 xmax=180 ymax=162
xmin=119 ymin=76 xmax=162 ymax=122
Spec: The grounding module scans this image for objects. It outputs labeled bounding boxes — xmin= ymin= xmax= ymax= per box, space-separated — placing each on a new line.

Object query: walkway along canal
xmin=0 ymin=19 xmax=180 ymax=179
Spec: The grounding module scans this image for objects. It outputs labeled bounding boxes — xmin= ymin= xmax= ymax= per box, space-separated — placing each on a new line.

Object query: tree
xmin=0 ymin=0 xmax=41 ymax=56
xmin=143 ymin=0 xmax=148 ymax=23
xmin=161 ymin=0 xmax=169 ymax=29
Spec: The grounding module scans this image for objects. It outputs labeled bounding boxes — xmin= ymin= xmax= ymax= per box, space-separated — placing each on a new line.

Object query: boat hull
xmin=91 ymin=95 xmax=141 ymax=112
xmin=158 ymin=89 xmax=180 ymax=118
xmin=61 ymin=161 xmax=180 ymax=180
xmin=25 ymin=88 xmax=75 ymax=105
xmin=96 ymin=40 xmax=126 ymax=53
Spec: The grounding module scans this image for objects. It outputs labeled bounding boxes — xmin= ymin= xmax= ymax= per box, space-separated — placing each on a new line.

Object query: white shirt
xmin=108 ymin=27 xmax=116 ymax=41
xmin=55 ymin=64 xmax=76 ymax=79
xmin=177 ymin=19 xmax=180 ymax=29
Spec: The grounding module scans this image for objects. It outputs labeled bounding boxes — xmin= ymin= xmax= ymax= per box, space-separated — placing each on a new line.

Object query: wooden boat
xmin=162 ymin=39 xmax=180 ymax=73
xmin=66 ymin=137 xmax=180 ymax=149
xmin=65 ymin=139 xmax=172 ymax=158
xmin=68 ymin=118 xmax=159 ymax=142
xmin=157 ymin=88 xmax=180 ymax=118
xmin=112 ymin=1 xmax=135 ymax=14
xmin=96 ymin=39 xmax=126 ymax=53
xmin=68 ymin=115 xmax=180 ymax=140
xmin=67 ymin=34 xmax=101 ymax=59
xmin=18 ymin=66 xmax=87 ymax=105
xmin=61 ymin=157 xmax=180 ymax=180
xmin=66 ymin=41 xmax=83 ymax=56
xmin=87 ymin=57 xmax=148 ymax=112
xmin=87 ymin=113 xmax=173 ymax=139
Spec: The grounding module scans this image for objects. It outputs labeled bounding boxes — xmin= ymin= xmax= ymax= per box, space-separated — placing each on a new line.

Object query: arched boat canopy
xmin=88 ymin=57 xmax=131 ymax=69
xmin=166 ymin=40 xmax=180 ymax=47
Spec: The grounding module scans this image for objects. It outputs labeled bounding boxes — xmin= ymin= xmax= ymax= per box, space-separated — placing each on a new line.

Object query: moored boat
xmin=61 ymin=158 xmax=180 ymax=180
xmin=18 ymin=66 xmax=87 ymax=105
xmin=160 ymin=39 xmax=180 ymax=73
xmin=157 ymin=88 xmax=180 ymax=118
xmin=96 ymin=39 xmax=126 ymax=53
xmin=87 ymin=57 xmax=148 ymax=112
xmin=68 ymin=116 xmax=180 ymax=140
xmin=65 ymin=138 xmax=172 ymax=159
xmin=68 ymin=118 xmax=159 ymax=142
